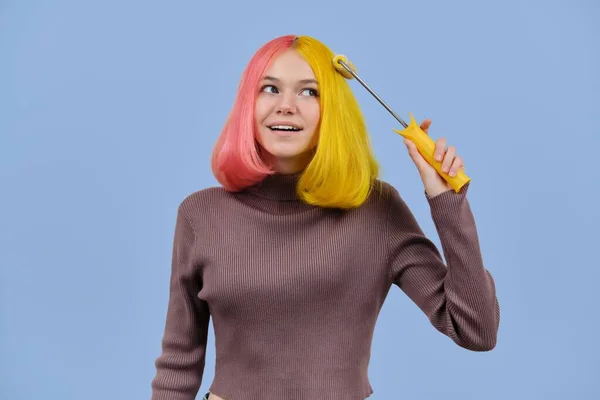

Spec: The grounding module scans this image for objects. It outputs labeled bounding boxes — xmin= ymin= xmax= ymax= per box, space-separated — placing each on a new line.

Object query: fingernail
xmin=435 ymin=154 xmax=442 ymax=161
xmin=443 ymin=166 xmax=449 ymax=173
xmin=450 ymin=171 xmax=456 ymax=177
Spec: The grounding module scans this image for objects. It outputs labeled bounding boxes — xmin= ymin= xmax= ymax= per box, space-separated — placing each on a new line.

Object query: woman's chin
xmin=261 ymin=147 xmax=314 ymax=172
xmin=263 ymin=145 xmax=309 ymax=160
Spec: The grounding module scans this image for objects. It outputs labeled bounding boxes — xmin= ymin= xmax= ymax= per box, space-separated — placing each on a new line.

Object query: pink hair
xmin=211 ymin=35 xmax=297 ymax=190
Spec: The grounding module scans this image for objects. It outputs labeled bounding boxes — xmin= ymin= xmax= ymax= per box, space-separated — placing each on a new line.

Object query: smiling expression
xmin=254 ymin=49 xmax=321 ymax=173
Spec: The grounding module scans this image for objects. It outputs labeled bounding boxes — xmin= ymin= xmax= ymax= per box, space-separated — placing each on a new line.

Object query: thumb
xmin=403 ymin=138 xmax=428 ymax=169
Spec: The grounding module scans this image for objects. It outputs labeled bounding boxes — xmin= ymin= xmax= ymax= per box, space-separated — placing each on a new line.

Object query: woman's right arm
xmin=151 ymin=204 xmax=211 ymax=400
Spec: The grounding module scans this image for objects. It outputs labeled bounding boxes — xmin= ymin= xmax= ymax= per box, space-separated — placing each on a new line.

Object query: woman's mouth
xmin=267 ymin=123 xmax=303 ymax=133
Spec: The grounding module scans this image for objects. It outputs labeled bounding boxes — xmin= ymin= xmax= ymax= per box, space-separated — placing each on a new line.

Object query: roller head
xmin=332 ymin=54 xmax=356 ymax=79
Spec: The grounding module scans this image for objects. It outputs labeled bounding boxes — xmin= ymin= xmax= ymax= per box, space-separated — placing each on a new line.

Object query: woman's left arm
xmin=388 ymin=119 xmax=500 ymax=351
xmin=386 ymin=182 xmax=500 ymax=351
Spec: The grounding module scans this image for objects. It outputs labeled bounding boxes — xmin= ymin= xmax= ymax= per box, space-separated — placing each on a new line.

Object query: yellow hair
xmin=293 ymin=36 xmax=380 ymax=209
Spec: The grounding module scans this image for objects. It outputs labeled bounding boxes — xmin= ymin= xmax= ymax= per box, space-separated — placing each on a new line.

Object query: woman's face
xmin=254 ymin=49 xmax=321 ymax=174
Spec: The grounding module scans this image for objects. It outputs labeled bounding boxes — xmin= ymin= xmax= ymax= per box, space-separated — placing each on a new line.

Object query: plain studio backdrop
xmin=1 ymin=0 xmax=598 ymax=399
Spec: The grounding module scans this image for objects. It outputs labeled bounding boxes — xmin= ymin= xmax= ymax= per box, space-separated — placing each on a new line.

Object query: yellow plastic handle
xmin=393 ymin=113 xmax=470 ymax=193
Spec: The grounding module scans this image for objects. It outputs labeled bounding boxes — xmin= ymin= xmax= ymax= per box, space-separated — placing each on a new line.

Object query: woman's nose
xmin=276 ymin=94 xmax=297 ymax=114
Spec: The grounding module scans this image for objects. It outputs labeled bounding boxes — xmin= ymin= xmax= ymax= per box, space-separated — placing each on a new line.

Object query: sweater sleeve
xmin=151 ymin=204 xmax=211 ymax=399
xmin=386 ymin=183 xmax=500 ymax=351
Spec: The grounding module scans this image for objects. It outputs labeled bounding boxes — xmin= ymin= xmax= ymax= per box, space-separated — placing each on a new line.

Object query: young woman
xmin=150 ymin=35 xmax=500 ymax=400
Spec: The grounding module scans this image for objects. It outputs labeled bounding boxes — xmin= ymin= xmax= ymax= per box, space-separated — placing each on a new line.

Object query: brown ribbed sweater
xmin=150 ymin=173 xmax=500 ymax=400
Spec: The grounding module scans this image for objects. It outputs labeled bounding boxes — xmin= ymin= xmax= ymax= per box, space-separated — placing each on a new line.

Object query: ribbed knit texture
xmin=150 ymin=173 xmax=500 ymax=400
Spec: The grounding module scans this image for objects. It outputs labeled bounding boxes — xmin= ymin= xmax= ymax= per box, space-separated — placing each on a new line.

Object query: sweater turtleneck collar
xmin=246 ymin=172 xmax=303 ymax=202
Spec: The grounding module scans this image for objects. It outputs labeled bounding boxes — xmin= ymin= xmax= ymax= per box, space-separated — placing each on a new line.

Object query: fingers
xmin=420 ymin=119 xmax=466 ymax=177
xmin=439 ymin=144 xmax=466 ymax=177
xmin=425 ymin=121 xmax=451 ymax=164
xmin=441 ymin=145 xmax=455 ymax=174
xmin=423 ymin=120 xmax=448 ymax=163
xmin=448 ymin=155 xmax=464 ymax=177
xmin=435 ymin=138 xmax=447 ymax=162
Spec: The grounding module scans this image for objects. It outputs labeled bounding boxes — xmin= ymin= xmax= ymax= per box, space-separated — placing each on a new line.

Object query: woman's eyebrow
xmin=262 ymin=76 xmax=318 ymax=85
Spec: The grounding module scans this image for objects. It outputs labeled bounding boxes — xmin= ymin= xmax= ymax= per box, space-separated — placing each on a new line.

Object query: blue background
xmin=1 ymin=0 xmax=598 ymax=399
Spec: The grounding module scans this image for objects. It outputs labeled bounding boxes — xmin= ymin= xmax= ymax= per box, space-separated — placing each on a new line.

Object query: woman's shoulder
xmin=360 ymin=178 xmax=419 ymax=220
xmin=366 ymin=178 xmax=402 ymax=206
xmin=176 ymin=185 xmax=235 ymax=216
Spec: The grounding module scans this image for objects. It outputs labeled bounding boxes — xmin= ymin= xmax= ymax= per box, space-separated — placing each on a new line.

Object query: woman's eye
xmin=262 ymin=85 xmax=278 ymax=94
xmin=301 ymin=88 xmax=318 ymax=96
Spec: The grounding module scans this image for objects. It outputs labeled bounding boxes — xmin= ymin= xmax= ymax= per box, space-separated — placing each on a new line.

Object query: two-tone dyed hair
xmin=211 ymin=35 xmax=380 ymax=209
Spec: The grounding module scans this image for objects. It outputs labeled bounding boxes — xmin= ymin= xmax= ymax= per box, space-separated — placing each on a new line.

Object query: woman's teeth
xmin=269 ymin=125 xmax=301 ymax=132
